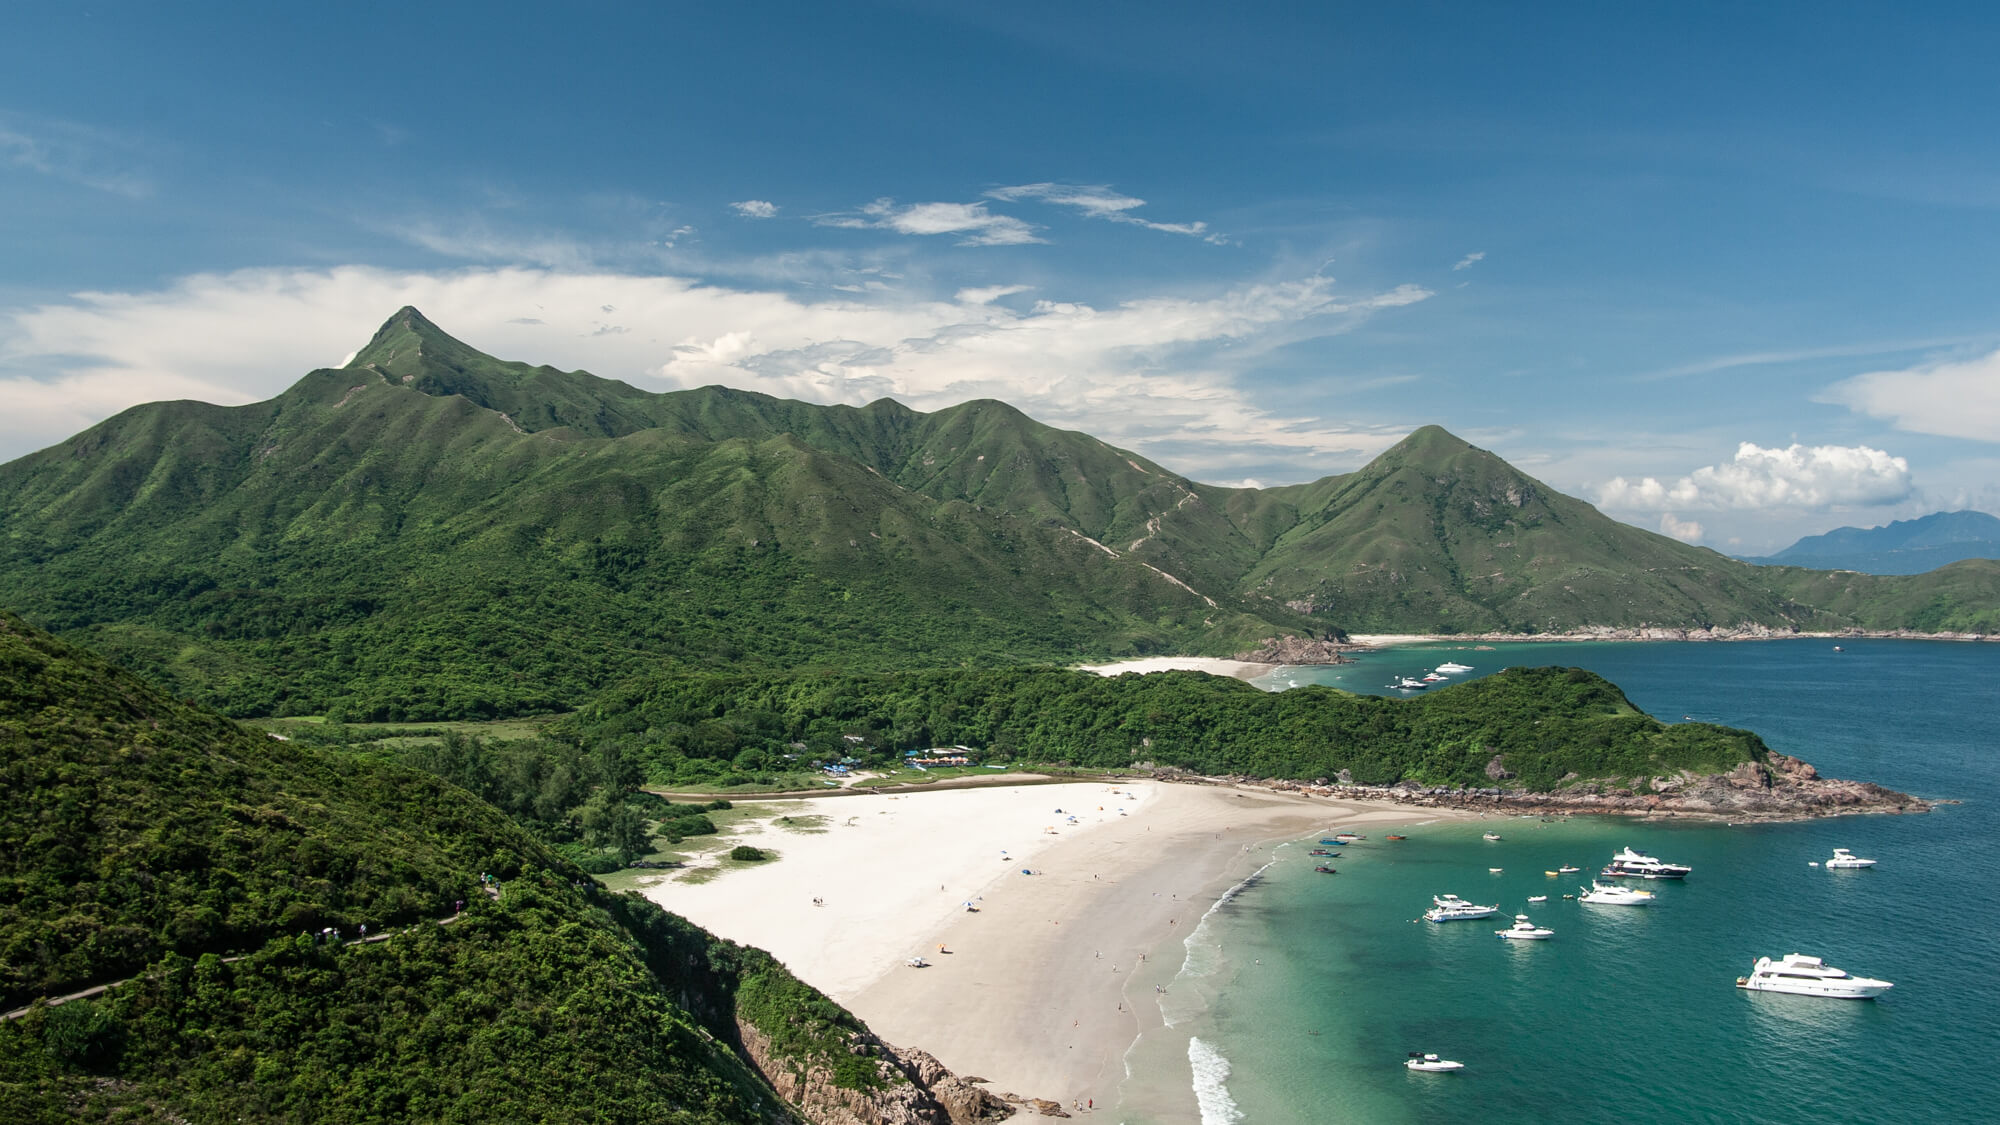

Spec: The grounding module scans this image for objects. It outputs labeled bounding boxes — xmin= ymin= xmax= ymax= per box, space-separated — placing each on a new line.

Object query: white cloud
xmin=816 ymin=198 xmax=1044 ymax=246
xmin=1597 ymin=442 xmax=1914 ymax=511
xmin=1821 ymin=348 xmax=2000 ymax=441
xmin=988 ymin=183 xmax=1226 ymax=243
xmin=1658 ymin=513 xmax=1705 ymax=544
xmin=0 ymin=266 xmax=1430 ymax=477
xmin=730 ymin=200 xmax=779 ymax=218
xmin=1452 ymin=251 xmax=1485 ymax=271
xmin=954 ymin=284 xmax=1031 ymax=305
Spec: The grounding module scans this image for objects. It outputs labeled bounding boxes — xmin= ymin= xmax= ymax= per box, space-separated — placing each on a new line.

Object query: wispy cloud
xmin=1626 ymin=335 xmax=1988 ymax=383
xmin=987 ymin=183 xmax=1226 ymax=243
xmin=1597 ymin=442 xmax=1914 ymax=511
xmin=1452 ymin=251 xmax=1485 ymax=271
xmin=0 ymin=266 xmax=1431 ymax=477
xmin=1820 ymin=347 xmax=2000 ymax=442
xmin=730 ymin=199 xmax=778 ymax=218
xmin=817 ymin=198 xmax=1044 ymax=246
xmin=954 ymin=284 xmax=1031 ymax=305
xmin=0 ymin=114 xmax=153 ymax=198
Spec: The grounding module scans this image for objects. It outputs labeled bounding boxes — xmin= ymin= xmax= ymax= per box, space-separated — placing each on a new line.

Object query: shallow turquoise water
xmin=1125 ymin=640 xmax=1997 ymax=1123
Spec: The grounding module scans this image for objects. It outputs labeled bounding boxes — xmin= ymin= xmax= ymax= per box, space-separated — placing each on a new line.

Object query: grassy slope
xmin=0 ymin=612 xmax=905 ymax=1123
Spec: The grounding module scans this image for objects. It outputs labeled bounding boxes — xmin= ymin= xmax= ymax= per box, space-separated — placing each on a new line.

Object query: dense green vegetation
xmin=560 ymin=664 xmax=1769 ymax=792
xmin=0 ymin=613 xmax=920 ymax=1122
xmin=2 ymin=308 xmax=1989 ymax=723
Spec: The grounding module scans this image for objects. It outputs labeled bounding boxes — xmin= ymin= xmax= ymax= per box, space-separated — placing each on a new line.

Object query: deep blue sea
xmin=1117 ymin=640 xmax=1998 ymax=1124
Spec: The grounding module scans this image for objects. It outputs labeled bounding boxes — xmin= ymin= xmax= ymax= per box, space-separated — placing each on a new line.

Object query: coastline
xmin=1343 ymin=628 xmax=1995 ymax=647
xmin=1077 ymin=656 xmax=1278 ymax=680
xmin=636 ymin=781 xmax=1473 ymax=1115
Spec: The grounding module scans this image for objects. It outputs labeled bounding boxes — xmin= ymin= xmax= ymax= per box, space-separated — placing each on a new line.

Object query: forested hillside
xmin=1 ymin=308 xmax=1991 ymax=723
xmin=561 ymin=664 xmax=1772 ymax=792
xmin=0 ymin=613 xmax=966 ymax=1123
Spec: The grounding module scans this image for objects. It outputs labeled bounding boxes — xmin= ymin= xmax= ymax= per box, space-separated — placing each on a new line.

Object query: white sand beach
xmin=1076 ymin=656 xmax=1276 ymax=680
xmin=641 ymin=781 xmax=1470 ymax=1114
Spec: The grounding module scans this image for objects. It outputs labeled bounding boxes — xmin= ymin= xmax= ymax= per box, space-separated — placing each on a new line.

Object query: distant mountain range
xmin=1 ymin=307 xmax=1994 ymax=720
xmin=1741 ymin=510 xmax=2000 ymax=575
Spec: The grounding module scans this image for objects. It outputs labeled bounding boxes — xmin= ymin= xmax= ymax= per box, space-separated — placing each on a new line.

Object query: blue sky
xmin=4 ymin=1 xmax=1998 ymax=553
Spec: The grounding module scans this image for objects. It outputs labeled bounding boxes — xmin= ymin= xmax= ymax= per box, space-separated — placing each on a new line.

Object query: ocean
xmin=1117 ymin=639 xmax=1999 ymax=1123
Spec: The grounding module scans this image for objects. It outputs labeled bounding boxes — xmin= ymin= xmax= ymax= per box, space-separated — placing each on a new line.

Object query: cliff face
xmin=736 ymin=1020 xmax=1016 ymax=1125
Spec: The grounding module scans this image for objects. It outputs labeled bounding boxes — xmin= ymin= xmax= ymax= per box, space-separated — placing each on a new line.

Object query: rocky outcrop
xmin=1233 ymin=635 xmax=1355 ymax=664
xmin=735 ymin=1020 xmax=1014 ymax=1125
xmin=1215 ymin=753 xmax=1930 ymax=821
xmin=1348 ymin=625 xmax=1994 ymax=644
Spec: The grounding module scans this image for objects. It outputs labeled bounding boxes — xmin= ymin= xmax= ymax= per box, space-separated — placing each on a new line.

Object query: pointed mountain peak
xmin=344 ymin=306 xmax=488 ymax=379
xmin=1381 ymin=424 xmax=1479 ymax=463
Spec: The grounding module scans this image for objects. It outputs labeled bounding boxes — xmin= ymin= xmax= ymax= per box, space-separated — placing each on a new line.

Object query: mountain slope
xmin=1 ymin=309 xmax=1992 ymax=722
xmin=1742 ymin=510 xmax=2000 ymax=574
xmin=0 ymin=612 xmax=993 ymax=1124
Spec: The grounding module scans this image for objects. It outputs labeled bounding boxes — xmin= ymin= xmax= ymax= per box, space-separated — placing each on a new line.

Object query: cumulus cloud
xmin=816 ymin=198 xmax=1043 ymax=246
xmin=1597 ymin=442 xmax=1914 ymax=511
xmin=1452 ymin=251 xmax=1485 ymax=271
xmin=1821 ymin=348 xmax=2000 ymax=441
xmin=0 ymin=267 xmax=1431 ymax=474
xmin=1658 ymin=513 xmax=1705 ymax=543
xmin=988 ymin=183 xmax=1225 ymax=243
xmin=729 ymin=199 xmax=778 ymax=218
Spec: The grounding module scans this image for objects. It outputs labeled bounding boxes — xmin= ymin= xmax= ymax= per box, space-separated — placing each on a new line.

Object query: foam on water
xmin=1186 ymin=1037 xmax=1243 ymax=1125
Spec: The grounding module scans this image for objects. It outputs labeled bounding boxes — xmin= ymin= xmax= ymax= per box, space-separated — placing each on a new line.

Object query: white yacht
xmin=1737 ymin=954 xmax=1893 ymax=999
xmin=1578 ymin=881 xmax=1656 ymax=905
xmin=1496 ymin=914 xmax=1554 ymax=940
xmin=1824 ymin=848 xmax=1877 ymax=869
xmin=1424 ymin=894 xmax=1500 ymax=922
xmin=1405 ymin=1053 xmax=1465 ymax=1072
xmin=1601 ymin=846 xmax=1692 ymax=880
xmin=1435 ymin=661 xmax=1474 ymax=673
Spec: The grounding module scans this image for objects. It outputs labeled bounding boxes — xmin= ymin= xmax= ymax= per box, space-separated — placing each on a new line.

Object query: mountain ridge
xmin=0 ymin=308 xmax=1992 ymax=720
xmin=1740 ymin=510 xmax=2000 ymax=575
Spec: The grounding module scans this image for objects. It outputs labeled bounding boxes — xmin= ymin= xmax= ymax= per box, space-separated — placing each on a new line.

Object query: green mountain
xmin=0 ymin=309 xmax=1991 ymax=722
xmin=0 ymin=612 xmax=990 ymax=1123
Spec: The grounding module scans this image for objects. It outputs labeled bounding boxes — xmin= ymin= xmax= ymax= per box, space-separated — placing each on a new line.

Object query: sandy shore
xmin=640 ymin=781 xmax=1469 ymax=1113
xmin=1076 ymin=656 xmax=1277 ymax=680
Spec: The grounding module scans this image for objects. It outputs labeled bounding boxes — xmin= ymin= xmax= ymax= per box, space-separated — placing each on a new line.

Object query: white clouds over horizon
xmin=0 ymin=265 xmax=1430 ymax=476
xmin=987 ymin=183 xmax=1226 ymax=243
xmin=817 ymin=199 xmax=1044 ymax=246
xmin=729 ymin=199 xmax=779 ymax=218
xmin=1597 ymin=442 xmax=1915 ymax=512
xmin=1823 ymin=348 xmax=2000 ymax=441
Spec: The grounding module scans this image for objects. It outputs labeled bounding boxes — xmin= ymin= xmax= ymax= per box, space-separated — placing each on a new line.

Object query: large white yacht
xmin=1578 ymin=881 xmax=1656 ymax=905
xmin=1736 ymin=954 xmax=1893 ymax=999
xmin=1824 ymin=848 xmax=1877 ymax=869
xmin=1424 ymin=894 xmax=1500 ymax=922
xmin=1495 ymin=914 xmax=1554 ymax=940
xmin=1601 ymin=847 xmax=1692 ymax=879
xmin=1435 ymin=661 xmax=1474 ymax=673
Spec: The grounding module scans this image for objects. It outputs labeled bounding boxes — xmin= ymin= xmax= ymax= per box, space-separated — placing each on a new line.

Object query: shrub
xmin=728 ymin=845 xmax=767 ymax=862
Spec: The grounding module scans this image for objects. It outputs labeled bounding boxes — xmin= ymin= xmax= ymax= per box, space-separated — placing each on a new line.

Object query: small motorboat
xmin=1482 ymin=833 xmax=1502 ymax=842
xmin=1318 ymin=839 xmax=1340 ymax=845
xmin=1405 ymin=1053 xmax=1464 ymax=1072
xmin=1558 ymin=865 xmax=1580 ymax=873
xmin=1488 ymin=867 xmax=1504 ymax=873
xmin=1527 ymin=895 xmax=1548 ymax=903
xmin=1544 ymin=870 xmax=1560 ymax=877
xmin=1386 ymin=835 xmax=1407 ymax=841
xmin=1309 ymin=848 xmax=1337 ymax=856
xmin=1496 ymin=914 xmax=1554 ymax=940
xmin=1579 ymin=882 xmax=1655 ymax=906
xmin=1315 ymin=866 xmax=1337 ymax=874
xmin=1824 ymin=848 xmax=1877 ymax=869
